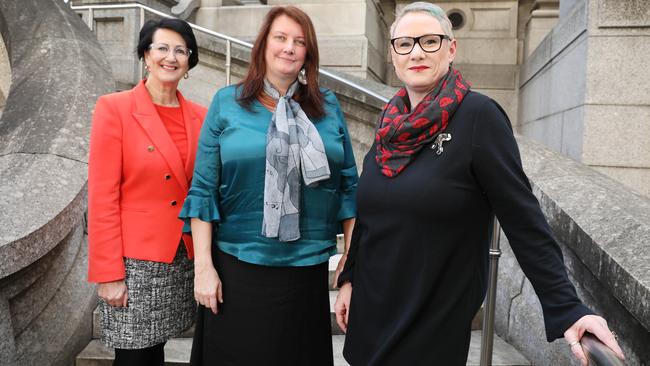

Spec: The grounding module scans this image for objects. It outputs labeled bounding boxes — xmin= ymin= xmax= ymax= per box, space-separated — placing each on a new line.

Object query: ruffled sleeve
xmin=179 ymin=92 xmax=224 ymax=232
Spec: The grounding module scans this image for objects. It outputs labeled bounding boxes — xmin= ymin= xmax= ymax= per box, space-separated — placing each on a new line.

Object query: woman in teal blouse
xmin=179 ymin=6 xmax=357 ymax=366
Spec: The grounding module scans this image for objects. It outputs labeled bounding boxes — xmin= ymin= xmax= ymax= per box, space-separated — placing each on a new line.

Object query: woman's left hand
xmin=564 ymin=314 xmax=624 ymax=365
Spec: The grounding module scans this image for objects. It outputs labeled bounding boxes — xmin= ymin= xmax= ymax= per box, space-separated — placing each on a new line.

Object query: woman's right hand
xmin=194 ymin=263 xmax=223 ymax=314
xmin=334 ymin=282 xmax=352 ymax=333
xmin=97 ymin=280 xmax=128 ymax=308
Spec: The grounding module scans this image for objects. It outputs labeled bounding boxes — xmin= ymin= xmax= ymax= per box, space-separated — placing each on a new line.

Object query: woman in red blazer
xmin=87 ymin=18 xmax=207 ymax=366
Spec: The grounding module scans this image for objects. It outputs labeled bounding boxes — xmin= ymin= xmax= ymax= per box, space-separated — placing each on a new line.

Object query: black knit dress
xmin=338 ymin=91 xmax=593 ymax=365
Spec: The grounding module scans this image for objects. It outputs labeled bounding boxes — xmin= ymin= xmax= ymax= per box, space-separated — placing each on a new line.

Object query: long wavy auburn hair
xmin=237 ymin=6 xmax=325 ymax=119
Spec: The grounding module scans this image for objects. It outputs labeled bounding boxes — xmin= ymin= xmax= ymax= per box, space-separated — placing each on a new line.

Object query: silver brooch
xmin=431 ymin=133 xmax=452 ymax=155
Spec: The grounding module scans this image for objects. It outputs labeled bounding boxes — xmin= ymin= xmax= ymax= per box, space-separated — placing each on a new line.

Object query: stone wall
xmin=0 ymin=0 xmax=114 ymax=365
xmin=581 ymin=0 xmax=650 ymax=198
xmin=517 ymin=0 xmax=650 ymax=197
xmin=494 ymin=135 xmax=650 ymax=365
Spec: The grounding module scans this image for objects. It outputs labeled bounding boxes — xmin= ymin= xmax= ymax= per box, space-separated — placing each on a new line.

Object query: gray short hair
xmin=390 ymin=2 xmax=454 ymax=39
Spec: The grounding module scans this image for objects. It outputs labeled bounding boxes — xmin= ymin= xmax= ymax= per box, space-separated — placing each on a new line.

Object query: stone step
xmin=466 ymin=331 xmax=531 ymax=366
xmin=77 ymin=331 xmax=529 ymax=366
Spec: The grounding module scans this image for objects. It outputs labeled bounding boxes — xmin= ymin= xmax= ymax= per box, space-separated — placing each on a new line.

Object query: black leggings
xmin=114 ymin=342 xmax=165 ymax=366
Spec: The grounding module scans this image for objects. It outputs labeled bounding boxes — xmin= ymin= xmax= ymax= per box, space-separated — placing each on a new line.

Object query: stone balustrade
xmin=0 ymin=0 xmax=114 ymax=364
xmin=495 ymin=135 xmax=650 ymax=365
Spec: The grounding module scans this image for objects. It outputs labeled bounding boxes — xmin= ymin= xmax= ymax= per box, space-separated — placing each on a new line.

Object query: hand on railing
xmin=580 ymin=332 xmax=625 ymax=366
xmin=565 ymin=315 xmax=624 ymax=366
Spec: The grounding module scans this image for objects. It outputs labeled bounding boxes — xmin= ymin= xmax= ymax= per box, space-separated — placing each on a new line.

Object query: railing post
xmin=87 ymin=8 xmax=94 ymax=31
xmin=225 ymin=40 xmax=232 ymax=86
xmin=480 ymin=218 xmax=502 ymax=366
xmin=139 ymin=6 xmax=146 ymax=81
xmin=139 ymin=6 xmax=145 ymax=29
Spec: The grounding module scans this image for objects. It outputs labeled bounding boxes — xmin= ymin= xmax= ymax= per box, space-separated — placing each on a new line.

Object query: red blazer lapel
xmin=131 ymin=80 xmax=189 ymax=192
xmin=177 ymin=92 xmax=202 ymax=181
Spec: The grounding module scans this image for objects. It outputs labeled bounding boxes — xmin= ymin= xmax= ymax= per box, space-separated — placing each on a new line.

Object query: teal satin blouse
xmin=179 ymin=85 xmax=358 ymax=266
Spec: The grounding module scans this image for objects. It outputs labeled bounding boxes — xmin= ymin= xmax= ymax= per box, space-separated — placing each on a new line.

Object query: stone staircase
xmin=76 ymin=239 xmax=530 ymax=366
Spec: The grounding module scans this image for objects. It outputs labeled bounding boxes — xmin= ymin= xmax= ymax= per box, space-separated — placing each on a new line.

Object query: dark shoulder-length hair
xmin=137 ymin=18 xmax=199 ymax=69
xmin=237 ymin=6 xmax=325 ymax=120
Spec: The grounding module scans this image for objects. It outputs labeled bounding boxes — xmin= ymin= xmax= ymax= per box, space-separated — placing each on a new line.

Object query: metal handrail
xmin=581 ymin=333 xmax=625 ymax=366
xmin=480 ymin=219 xmax=502 ymax=366
xmin=69 ymin=2 xmax=389 ymax=103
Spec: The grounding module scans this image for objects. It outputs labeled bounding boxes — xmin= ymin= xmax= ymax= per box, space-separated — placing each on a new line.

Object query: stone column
xmin=523 ymin=0 xmax=559 ymax=58
xmin=581 ymin=0 xmax=650 ymax=196
xmin=518 ymin=0 xmax=650 ymax=197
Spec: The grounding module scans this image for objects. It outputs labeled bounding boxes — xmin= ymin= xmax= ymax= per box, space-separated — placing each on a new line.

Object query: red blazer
xmin=88 ymin=80 xmax=207 ymax=283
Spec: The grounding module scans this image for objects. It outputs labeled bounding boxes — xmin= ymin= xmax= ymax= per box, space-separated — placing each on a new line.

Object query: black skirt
xmin=190 ymin=249 xmax=333 ymax=366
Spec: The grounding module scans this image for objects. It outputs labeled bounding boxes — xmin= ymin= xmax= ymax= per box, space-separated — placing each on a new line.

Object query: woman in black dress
xmin=333 ymin=2 xmax=625 ymax=365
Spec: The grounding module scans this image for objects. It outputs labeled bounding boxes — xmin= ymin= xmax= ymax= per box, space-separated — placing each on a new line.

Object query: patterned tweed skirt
xmin=99 ymin=243 xmax=195 ymax=349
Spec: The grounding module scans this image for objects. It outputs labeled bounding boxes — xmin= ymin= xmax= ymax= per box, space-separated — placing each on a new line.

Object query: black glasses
xmin=390 ymin=34 xmax=451 ymax=55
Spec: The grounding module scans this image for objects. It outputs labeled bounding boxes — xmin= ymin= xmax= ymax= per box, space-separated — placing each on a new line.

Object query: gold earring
xmin=184 ymin=72 xmax=189 ymax=80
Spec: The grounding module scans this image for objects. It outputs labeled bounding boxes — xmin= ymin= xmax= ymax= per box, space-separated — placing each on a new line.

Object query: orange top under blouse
xmin=155 ymin=104 xmax=188 ymax=164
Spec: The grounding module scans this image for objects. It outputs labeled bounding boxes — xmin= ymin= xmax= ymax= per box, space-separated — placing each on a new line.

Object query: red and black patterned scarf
xmin=375 ymin=68 xmax=470 ymax=177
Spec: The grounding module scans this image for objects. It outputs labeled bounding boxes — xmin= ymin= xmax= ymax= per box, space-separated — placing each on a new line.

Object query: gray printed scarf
xmin=261 ymin=79 xmax=331 ymax=242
